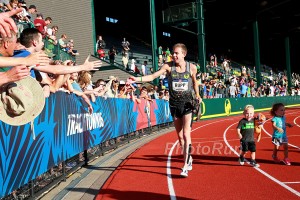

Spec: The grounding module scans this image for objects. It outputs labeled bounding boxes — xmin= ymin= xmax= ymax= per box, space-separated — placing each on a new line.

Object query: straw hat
xmin=0 ymin=76 xmax=45 ymax=126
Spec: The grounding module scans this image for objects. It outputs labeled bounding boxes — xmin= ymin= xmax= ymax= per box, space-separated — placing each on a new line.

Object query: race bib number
xmin=172 ymin=79 xmax=188 ymax=91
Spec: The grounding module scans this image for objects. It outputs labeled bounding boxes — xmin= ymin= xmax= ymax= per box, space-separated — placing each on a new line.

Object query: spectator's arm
xmin=34 ymin=55 xmax=102 ymax=74
xmin=0 ymin=51 xmax=49 ymax=67
xmin=0 ymin=65 xmax=30 ymax=86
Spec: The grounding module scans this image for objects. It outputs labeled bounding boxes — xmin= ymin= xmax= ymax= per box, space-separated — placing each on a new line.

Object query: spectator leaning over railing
xmin=65 ymin=64 xmax=93 ymax=114
xmin=105 ymin=76 xmax=120 ymax=98
xmin=118 ymin=79 xmax=139 ymax=103
xmin=27 ymin=4 xmax=37 ymax=21
xmin=58 ymin=33 xmax=67 ymax=51
xmin=0 ymin=29 xmax=42 ymax=86
xmin=67 ymin=40 xmax=79 ymax=57
xmin=10 ymin=28 xmax=102 ymax=95
xmin=19 ymin=28 xmax=100 ymax=73
xmin=77 ymin=70 xmax=97 ymax=102
xmin=34 ymin=14 xmax=52 ymax=38
xmin=93 ymin=78 xmax=110 ymax=97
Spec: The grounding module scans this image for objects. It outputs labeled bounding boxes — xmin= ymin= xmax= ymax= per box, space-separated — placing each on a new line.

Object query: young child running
xmin=237 ymin=105 xmax=260 ymax=167
xmin=270 ymin=103 xmax=293 ymax=165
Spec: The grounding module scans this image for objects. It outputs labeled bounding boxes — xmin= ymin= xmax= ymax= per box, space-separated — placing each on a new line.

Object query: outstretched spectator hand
xmin=25 ymin=51 xmax=50 ymax=66
xmin=128 ymin=76 xmax=138 ymax=83
xmin=82 ymin=55 xmax=102 ymax=71
xmin=0 ymin=8 xmax=23 ymax=37
xmin=0 ymin=65 xmax=30 ymax=86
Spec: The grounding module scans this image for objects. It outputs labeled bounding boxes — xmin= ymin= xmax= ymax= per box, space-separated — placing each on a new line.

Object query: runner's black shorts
xmin=170 ymin=101 xmax=193 ymax=118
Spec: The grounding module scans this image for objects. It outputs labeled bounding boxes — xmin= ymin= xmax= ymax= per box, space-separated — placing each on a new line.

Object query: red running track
xmin=96 ymin=107 xmax=300 ymax=200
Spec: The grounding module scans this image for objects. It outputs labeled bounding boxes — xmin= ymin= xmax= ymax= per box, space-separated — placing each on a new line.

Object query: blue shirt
xmin=13 ymin=50 xmax=36 ymax=78
xmin=240 ymin=84 xmax=248 ymax=95
xmin=272 ymin=116 xmax=286 ymax=138
xmin=71 ymin=81 xmax=83 ymax=92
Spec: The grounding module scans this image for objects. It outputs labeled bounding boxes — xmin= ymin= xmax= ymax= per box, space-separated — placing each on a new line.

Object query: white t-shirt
xmin=141 ymin=64 xmax=147 ymax=75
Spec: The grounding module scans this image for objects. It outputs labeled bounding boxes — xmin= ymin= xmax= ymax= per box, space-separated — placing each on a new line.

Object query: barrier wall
xmin=0 ymin=92 xmax=173 ymax=197
xmin=1 ymin=93 xmax=299 ymax=197
xmin=200 ymin=96 xmax=300 ymax=119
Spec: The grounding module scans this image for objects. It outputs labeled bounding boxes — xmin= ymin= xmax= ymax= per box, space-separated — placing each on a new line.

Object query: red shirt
xmin=34 ymin=19 xmax=47 ymax=35
xmin=97 ymin=49 xmax=105 ymax=58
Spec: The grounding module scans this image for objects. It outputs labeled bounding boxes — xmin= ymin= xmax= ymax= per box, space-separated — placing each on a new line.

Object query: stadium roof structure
xmin=203 ymin=0 xmax=300 ymax=69
xmin=162 ymin=0 xmax=300 ymax=70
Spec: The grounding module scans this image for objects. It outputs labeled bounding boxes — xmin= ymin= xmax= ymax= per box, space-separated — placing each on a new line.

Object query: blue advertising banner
xmin=0 ymin=92 xmax=173 ymax=197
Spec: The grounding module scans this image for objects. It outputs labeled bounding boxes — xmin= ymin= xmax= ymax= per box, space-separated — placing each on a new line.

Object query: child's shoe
xmin=238 ymin=155 xmax=245 ymax=165
xmin=272 ymin=155 xmax=281 ymax=163
xmin=250 ymin=159 xmax=260 ymax=167
xmin=282 ymin=158 xmax=291 ymax=165
xmin=180 ymin=167 xmax=188 ymax=177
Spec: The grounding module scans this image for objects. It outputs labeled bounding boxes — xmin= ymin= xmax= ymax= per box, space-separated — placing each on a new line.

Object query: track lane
xmin=97 ymin=108 xmax=300 ymax=199
xmin=223 ymin=109 xmax=300 ymax=199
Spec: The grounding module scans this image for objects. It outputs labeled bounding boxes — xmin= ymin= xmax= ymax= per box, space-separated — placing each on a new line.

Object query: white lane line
xmin=167 ymin=118 xmax=235 ymax=200
xmin=283 ymin=182 xmax=300 ymax=184
xmin=294 ymin=116 xmax=300 ymax=127
xmin=167 ymin=140 xmax=178 ymax=200
xmin=223 ymin=122 xmax=300 ymax=197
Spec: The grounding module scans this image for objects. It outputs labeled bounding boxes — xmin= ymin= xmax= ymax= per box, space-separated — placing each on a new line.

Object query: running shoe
xmin=250 ymin=160 xmax=260 ymax=167
xmin=282 ymin=158 xmax=291 ymax=166
xmin=238 ymin=155 xmax=245 ymax=165
xmin=272 ymin=155 xmax=281 ymax=163
xmin=180 ymin=168 xmax=188 ymax=177
xmin=187 ymin=158 xmax=193 ymax=171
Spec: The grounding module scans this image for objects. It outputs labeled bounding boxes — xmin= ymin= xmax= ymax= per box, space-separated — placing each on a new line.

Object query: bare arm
xmin=272 ymin=121 xmax=283 ymax=133
xmin=0 ymin=65 xmax=30 ymax=86
xmin=72 ymin=90 xmax=93 ymax=114
xmin=130 ymin=63 xmax=169 ymax=83
xmin=237 ymin=128 xmax=242 ymax=139
xmin=0 ymin=52 xmax=49 ymax=67
xmin=190 ymin=63 xmax=201 ymax=101
xmin=256 ymin=128 xmax=261 ymax=142
xmin=34 ymin=55 xmax=102 ymax=75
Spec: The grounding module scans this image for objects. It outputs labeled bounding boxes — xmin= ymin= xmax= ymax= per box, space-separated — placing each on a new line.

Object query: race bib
xmin=172 ymin=79 xmax=189 ymax=91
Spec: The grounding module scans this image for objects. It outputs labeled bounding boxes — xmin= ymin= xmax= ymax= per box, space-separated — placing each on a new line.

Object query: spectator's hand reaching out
xmin=25 ymin=51 xmax=50 ymax=67
xmin=82 ymin=55 xmax=102 ymax=71
xmin=0 ymin=8 xmax=22 ymax=37
xmin=0 ymin=65 xmax=30 ymax=85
